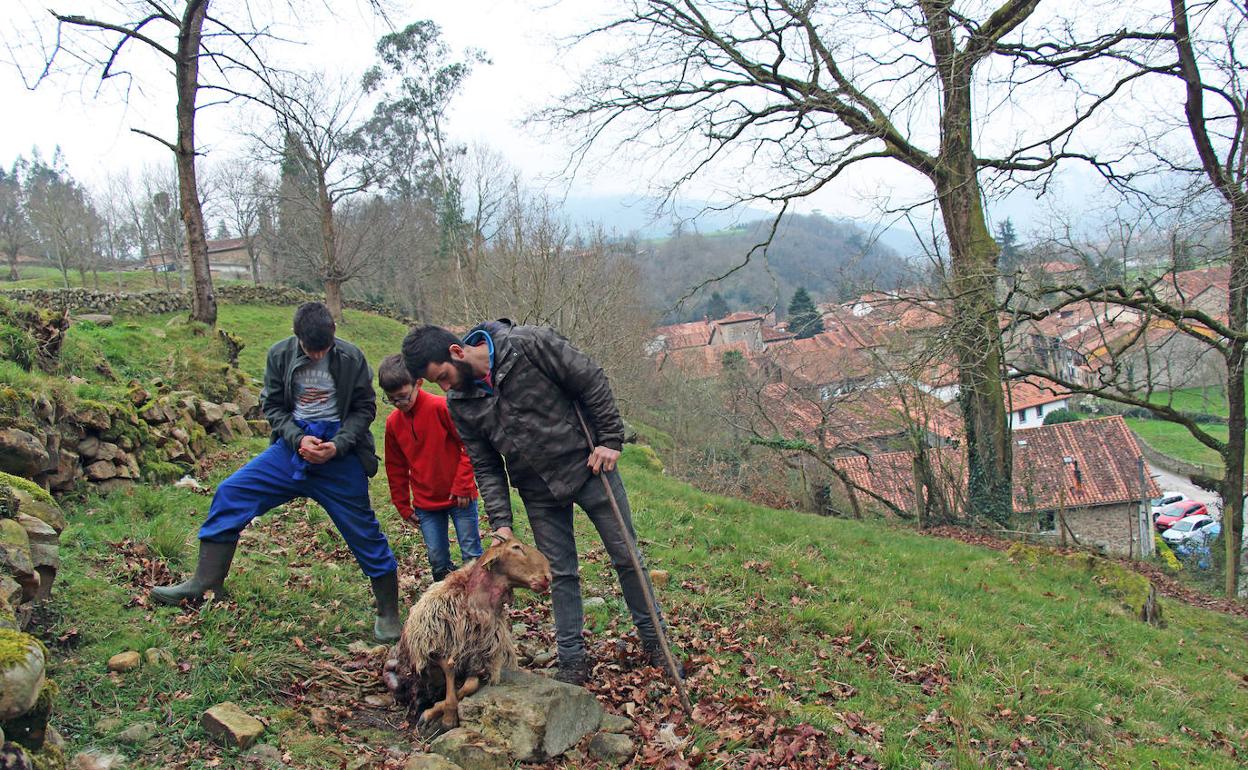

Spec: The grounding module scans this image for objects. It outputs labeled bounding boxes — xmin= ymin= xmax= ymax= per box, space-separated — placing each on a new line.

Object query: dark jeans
xmin=415 ymin=500 xmax=484 ymax=576
xmin=524 ymin=470 xmax=666 ymax=661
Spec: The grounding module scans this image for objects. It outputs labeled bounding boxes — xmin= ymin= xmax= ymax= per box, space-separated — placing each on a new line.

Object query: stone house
xmin=833 ymin=416 xmax=1159 ymax=556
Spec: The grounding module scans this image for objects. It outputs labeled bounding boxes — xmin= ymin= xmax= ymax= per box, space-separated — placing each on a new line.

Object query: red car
xmin=1154 ymin=501 xmax=1209 ymax=531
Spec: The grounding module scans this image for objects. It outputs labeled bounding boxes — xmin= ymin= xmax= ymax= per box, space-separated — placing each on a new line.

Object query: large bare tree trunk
xmin=324 ymin=278 xmax=343 ymax=322
xmin=930 ymin=12 xmax=1012 ymax=524
xmin=6 ymin=251 xmax=17 ymax=281
xmin=318 ymin=179 xmax=343 ymax=322
xmin=177 ymin=0 xmax=216 ymax=326
xmin=1223 ymin=206 xmax=1247 ymax=596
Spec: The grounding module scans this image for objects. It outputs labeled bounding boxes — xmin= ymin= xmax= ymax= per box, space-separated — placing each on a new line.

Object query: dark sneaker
xmin=643 ymin=641 xmax=685 ymax=679
xmin=553 ymin=655 xmax=591 ymax=686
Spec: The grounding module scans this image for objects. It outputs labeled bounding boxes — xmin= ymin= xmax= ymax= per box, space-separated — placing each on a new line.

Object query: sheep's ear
xmin=478 ymin=547 xmax=502 ymax=572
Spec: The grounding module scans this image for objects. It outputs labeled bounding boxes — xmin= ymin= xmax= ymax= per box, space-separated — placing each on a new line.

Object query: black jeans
xmin=524 ymin=470 xmax=666 ymax=661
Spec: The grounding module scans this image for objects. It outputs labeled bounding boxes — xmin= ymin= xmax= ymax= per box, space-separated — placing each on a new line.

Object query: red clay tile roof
xmin=1012 ymin=416 xmax=1160 ymax=510
xmin=832 ymin=416 xmax=1159 ymax=514
xmin=762 ymin=325 xmax=795 ymax=343
xmin=653 ymin=320 xmax=713 ymax=350
xmin=1004 ymin=376 xmax=1071 ymax=413
xmin=1159 ymin=264 xmax=1231 ymax=305
xmin=657 ymin=340 xmax=753 ymax=378
xmin=715 ymin=311 xmax=764 ymax=324
xmin=765 ymin=333 xmax=876 ymax=387
xmin=761 ymin=382 xmax=963 ymax=449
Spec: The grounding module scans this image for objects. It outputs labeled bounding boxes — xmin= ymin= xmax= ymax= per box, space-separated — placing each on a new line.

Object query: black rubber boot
xmin=643 ymin=639 xmax=685 ymax=679
xmin=553 ymin=654 xmax=591 ymax=686
xmin=151 ymin=540 xmax=237 ymax=606
xmin=371 ymin=570 xmax=403 ymax=643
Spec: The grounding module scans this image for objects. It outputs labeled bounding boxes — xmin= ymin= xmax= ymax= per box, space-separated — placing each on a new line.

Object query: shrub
xmin=1043 ymin=408 xmax=1081 ymax=425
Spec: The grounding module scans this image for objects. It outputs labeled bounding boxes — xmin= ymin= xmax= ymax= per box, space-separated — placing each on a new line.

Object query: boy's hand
xmin=453 ymin=495 xmax=473 ymax=508
xmin=490 ymin=526 xmax=514 ymax=543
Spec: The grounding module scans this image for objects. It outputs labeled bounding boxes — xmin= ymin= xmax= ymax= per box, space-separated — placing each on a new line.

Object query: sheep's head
xmin=478 ymin=536 xmax=551 ymax=593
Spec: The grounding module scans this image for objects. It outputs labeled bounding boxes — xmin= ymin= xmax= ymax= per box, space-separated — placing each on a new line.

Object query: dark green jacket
xmin=260 ymin=336 xmax=379 ymax=477
xmin=447 ymin=320 xmax=625 ymax=530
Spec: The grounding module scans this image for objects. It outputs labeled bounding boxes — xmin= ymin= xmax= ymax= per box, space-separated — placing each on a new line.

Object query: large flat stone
xmin=428 ymin=728 xmax=510 ymax=770
xmin=202 ymin=701 xmax=265 ymax=749
xmin=403 ymin=752 xmax=463 ymax=770
xmin=458 ymin=669 xmax=603 ymax=762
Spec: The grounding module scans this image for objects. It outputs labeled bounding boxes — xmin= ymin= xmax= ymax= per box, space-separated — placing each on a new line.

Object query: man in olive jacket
xmin=401 ymin=320 xmax=676 ymax=684
xmin=152 ymin=302 xmax=402 ymax=642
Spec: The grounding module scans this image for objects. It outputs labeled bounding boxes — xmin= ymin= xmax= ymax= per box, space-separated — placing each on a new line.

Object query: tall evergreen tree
xmin=788 ymin=287 xmax=823 ymax=339
xmin=706 ymin=291 xmax=730 ymax=320
xmin=996 ymin=219 xmax=1019 ymax=271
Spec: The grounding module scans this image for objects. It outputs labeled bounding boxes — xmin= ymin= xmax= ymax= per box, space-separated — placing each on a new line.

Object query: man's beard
xmin=451 ymin=359 xmax=477 ymax=392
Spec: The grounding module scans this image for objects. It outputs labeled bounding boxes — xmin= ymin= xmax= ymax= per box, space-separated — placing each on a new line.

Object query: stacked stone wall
xmin=0 ymin=285 xmax=418 ymax=326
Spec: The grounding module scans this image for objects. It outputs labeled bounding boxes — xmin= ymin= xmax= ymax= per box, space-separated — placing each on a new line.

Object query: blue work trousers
xmin=415 ymin=500 xmax=484 ymax=576
xmin=198 ymin=440 xmax=397 ymax=578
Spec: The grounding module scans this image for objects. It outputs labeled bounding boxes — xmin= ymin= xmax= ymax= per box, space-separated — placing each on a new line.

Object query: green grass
xmin=1145 ymin=384 xmax=1246 ymax=420
xmin=38 ymin=443 xmax=1248 ymax=769
xmin=4 ymin=266 xmax=249 ymax=291
xmin=11 ymin=301 xmax=1248 ymax=768
xmin=1125 ymin=418 xmax=1227 ymax=470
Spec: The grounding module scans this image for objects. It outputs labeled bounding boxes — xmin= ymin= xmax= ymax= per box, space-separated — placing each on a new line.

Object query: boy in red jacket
xmin=378 ymin=355 xmax=482 ymax=582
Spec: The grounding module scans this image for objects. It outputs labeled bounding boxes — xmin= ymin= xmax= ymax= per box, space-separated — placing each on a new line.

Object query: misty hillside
xmin=638 ymin=213 xmax=916 ymax=321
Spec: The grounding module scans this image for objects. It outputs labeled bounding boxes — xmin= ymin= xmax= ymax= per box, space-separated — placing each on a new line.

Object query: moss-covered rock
xmin=5 ymin=490 xmax=63 ymax=536
xmin=1066 ymin=552 xmax=1163 ymax=625
xmin=0 ymin=630 xmax=45 ymax=722
xmin=0 ymin=679 xmax=57 ymax=751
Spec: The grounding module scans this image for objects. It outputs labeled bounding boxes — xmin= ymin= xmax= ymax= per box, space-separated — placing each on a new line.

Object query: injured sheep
xmin=382 ymin=535 xmax=551 ymax=732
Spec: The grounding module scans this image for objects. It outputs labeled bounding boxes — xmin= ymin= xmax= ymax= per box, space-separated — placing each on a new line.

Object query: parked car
xmin=1173 ymin=521 xmax=1222 ymax=568
xmin=1161 ymin=514 xmax=1217 ymax=547
xmin=1154 ymin=501 xmax=1208 ymax=531
xmin=1150 ymin=491 xmax=1188 ymax=517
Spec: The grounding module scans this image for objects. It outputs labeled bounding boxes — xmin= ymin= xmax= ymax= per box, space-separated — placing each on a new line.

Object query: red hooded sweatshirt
xmin=383 ymin=389 xmax=478 ymax=519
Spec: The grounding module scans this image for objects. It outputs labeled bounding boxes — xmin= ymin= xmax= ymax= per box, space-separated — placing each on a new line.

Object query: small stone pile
xmin=0 ymin=473 xmax=67 ymax=769
xmin=0 ymin=380 xmax=263 ymax=496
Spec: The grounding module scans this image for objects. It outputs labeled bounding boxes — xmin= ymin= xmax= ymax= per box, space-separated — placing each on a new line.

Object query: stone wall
xmin=1059 ymin=502 xmax=1143 ymax=556
xmin=0 ymin=285 xmax=418 ymax=326
xmin=0 ymin=472 xmax=68 ymax=768
xmin=0 ymin=384 xmax=266 ymax=498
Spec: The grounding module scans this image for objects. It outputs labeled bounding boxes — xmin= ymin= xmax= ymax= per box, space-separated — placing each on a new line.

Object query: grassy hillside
xmin=15 ymin=305 xmax=1248 ymax=769
xmin=5 ymin=266 xmax=250 ymax=291
xmin=1126 ymin=418 xmax=1227 ymax=470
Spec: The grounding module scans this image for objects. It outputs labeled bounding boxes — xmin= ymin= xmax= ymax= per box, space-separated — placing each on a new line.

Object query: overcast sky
xmin=0 ymin=0 xmax=1166 ymax=239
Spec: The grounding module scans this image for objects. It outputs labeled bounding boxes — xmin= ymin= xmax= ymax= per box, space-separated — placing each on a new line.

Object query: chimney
xmin=1064 ymin=456 xmax=1082 ymax=488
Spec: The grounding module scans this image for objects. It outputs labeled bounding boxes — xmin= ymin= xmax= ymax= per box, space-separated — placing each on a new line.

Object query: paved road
xmin=1148 ymin=463 xmax=1220 ymax=510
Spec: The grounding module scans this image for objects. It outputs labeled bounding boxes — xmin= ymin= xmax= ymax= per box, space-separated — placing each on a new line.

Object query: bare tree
xmin=212 ymin=158 xmax=273 ymax=284
xmin=31 ymin=0 xmax=273 ymax=323
xmin=259 ymin=71 xmax=375 ymax=321
xmin=545 ymin=0 xmax=1158 ymax=523
xmin=461 ymin=181 xmax=655 ymax=410
xmin=0 ymin=159 xmax=33 ymax=281
xmin=24 ymin=151 xmax=98 ymax=288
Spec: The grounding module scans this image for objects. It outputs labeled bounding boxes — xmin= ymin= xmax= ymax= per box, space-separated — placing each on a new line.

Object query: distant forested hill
xmin=638 ymin=213 xmax=915 ymax=322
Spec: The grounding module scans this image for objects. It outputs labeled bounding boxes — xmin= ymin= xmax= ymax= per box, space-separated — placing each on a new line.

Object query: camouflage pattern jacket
xmin=446 ymin=320 xmax=625 ymax=529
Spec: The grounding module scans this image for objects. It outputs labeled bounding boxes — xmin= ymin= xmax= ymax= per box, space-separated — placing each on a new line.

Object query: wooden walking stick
xmin=574 ymin=404 xmax=693 ymax=714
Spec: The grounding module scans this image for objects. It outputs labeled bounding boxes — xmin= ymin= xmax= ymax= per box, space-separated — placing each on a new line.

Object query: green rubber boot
xmin=151 ymin=540 xmax=237 ymax=606
xmin=371 ymin=570 xmax=403 ymax=643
